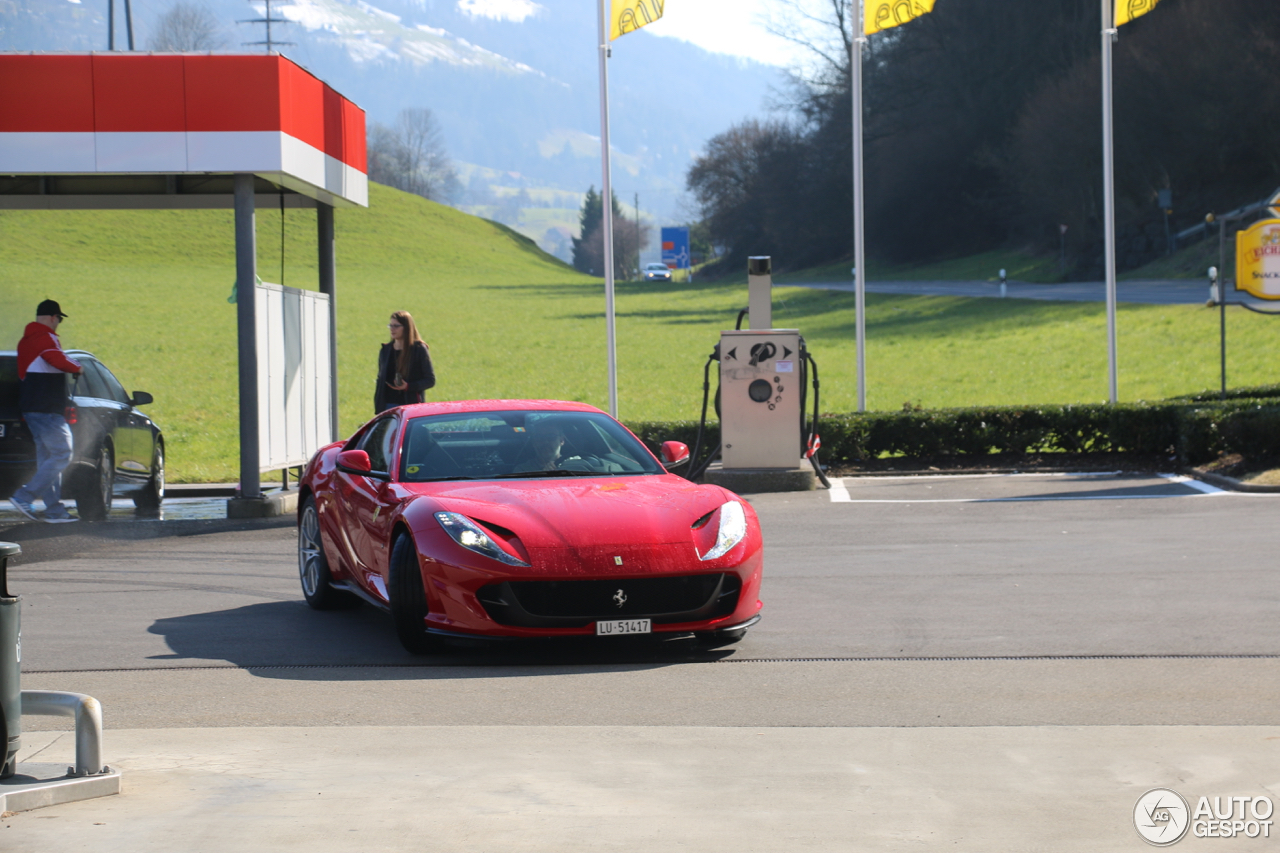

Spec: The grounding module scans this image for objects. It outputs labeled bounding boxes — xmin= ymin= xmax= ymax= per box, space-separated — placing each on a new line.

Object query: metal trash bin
xmin=0 ymin=542 xmax=20 ymax=778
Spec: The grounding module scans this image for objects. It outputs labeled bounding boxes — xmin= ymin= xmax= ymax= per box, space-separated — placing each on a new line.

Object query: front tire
xmin=76 ymin=442 xmax=114 ymax=522
xmin=298 ymin=497 xmax=360 ymax=610
xmin=133 ymin=439 xmax=164 ymax=512
xmin=389 ymin=532 xmax=442 ymax=655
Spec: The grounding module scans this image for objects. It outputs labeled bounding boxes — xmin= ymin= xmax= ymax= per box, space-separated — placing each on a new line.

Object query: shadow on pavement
xmin=980 ymin=482 xmax=1200 ymax=502
xmin=146 ymin=601 xmax=736 ymax=679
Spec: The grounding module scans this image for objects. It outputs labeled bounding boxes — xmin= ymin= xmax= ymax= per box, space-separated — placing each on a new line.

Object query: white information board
xmin=255 ymin=282 xmax=334 ymax=472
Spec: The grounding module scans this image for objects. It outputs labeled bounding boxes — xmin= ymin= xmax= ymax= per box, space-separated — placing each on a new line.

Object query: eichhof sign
xmin=1234 ymin=218 xmax=1280 ymax=300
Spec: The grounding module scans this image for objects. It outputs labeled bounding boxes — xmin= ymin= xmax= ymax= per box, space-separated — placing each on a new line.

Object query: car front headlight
xmin=698 ymin=500 xmax=747 ymax=561
xmin=435 ymin=512 xmax=529 ymax=566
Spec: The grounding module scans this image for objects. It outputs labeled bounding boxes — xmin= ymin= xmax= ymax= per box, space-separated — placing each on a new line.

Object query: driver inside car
xmin=513 ymin=421 xmax=569 ymax=472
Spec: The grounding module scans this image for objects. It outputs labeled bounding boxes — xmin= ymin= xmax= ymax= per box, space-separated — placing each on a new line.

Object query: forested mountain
xmin=688 ymin=0 xmax=1280 ymax=276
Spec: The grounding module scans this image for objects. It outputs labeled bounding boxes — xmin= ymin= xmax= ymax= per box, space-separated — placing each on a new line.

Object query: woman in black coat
xmin=375 ymin=310 xmax=436 ymax=412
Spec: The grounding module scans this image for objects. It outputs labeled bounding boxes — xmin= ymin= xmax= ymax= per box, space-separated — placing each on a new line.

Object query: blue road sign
xmin=661 ymin=226 xmax=690 ymax=270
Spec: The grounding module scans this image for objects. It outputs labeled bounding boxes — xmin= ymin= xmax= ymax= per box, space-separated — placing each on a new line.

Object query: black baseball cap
xmin=36 ymin=299 xmax=67 ymax=319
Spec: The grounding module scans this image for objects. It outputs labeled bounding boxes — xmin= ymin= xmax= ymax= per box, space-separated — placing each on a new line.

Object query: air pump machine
xmin=689 ymin=256 xmax=830 ymax=490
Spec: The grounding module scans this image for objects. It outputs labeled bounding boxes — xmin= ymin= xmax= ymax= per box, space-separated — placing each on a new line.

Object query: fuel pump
xmin=687 ymin=256 xmax=830 ymax=489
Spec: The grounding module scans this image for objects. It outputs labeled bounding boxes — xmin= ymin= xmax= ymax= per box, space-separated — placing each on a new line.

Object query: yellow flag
xmin=864 ymin=0 xmax=936 ymax=35
xmin=1115 ymin=0 xmax=1160 ymax=26
xmin=610 ymin=0 xmax=664 ymax=40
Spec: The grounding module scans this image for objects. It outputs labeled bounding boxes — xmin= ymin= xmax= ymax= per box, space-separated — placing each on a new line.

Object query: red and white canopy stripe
xmin=0 ymin=53 xmax=367 ymax=208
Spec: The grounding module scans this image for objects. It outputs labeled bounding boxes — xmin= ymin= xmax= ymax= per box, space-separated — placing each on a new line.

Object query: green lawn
xmin=2 ymin=184 xmax=1275 ymax=482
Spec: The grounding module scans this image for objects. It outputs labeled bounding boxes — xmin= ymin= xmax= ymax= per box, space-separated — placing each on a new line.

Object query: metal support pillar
xmin=234 ymin=174 xmax=261 ymax=499
xmin=317 ymin=203 xmax=339 ymax=440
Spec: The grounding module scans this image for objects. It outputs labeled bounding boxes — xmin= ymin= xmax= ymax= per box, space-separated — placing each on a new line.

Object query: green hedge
xmin=625 ymin=400 xmax=1280 ymax=468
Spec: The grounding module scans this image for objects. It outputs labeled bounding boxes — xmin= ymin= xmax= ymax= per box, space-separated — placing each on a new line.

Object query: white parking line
xmin=1157 ymin=473 xmax=1226 ymax=495
xmin=827 ymin=472 xmax=1262 ymax=504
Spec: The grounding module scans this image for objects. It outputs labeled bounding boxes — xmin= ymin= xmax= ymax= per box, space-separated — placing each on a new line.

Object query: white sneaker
xmin=43 ymin=515 xmax=79 ymax=524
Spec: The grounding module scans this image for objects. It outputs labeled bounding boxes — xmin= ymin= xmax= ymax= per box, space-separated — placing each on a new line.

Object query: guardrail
xmin=21 ymin=691 xmax=107 ymax=776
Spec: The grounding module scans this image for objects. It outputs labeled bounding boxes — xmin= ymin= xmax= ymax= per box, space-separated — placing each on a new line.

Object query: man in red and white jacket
xmin=9 ymin=300 xmax=82 ymax=523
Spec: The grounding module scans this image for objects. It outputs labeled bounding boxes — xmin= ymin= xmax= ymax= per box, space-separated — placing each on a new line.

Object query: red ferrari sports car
xmin=297 ymin=400 xmax=763 ymax=653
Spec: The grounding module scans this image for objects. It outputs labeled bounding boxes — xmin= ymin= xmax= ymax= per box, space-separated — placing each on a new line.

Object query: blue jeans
xmin=15 ymin=412 xmax=74 ymax=512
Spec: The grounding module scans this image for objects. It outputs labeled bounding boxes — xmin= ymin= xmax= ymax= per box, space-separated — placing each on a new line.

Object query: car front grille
xmin=477 ymin=573 xmax=741 ymax=628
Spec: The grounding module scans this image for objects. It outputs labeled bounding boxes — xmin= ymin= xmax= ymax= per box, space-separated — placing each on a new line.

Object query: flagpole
xmin=597 ymin=0 xmax=619 ymax=418
xmin=1101 ymin=0 xmax=1119 ymax=404
xmin=853 ymin=10 xmax=867 ymax=413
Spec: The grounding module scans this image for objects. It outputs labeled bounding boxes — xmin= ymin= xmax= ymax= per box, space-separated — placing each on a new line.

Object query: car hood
xmin=405 ymin=475 xmax=734 ymax=574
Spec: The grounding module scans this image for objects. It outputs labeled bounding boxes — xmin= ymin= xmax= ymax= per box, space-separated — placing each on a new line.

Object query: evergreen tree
xmin=572 ymin=187 xmax=626 ymax=275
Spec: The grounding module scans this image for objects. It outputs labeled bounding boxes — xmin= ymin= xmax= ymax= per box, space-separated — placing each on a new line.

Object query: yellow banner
xmin=1235 ymin=219 xmax=1280 ymax=300
xmin=610 ymin=0 xmax=663 ymax=40
xmin=864 ymin=0 xmax=936 ymax=35
xmin=1115 ymin=0 xmax=1160 ymax=26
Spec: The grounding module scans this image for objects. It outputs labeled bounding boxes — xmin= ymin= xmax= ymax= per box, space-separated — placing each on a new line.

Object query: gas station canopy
xmin=0 ymin=53 xmax=367 ymax=209
xmin=0 ymin=52 xmax=369 ymax=508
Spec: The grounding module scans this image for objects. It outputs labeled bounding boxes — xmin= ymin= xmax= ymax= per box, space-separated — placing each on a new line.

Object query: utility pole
xmin=634 ymin=192 xmax=640 ymax=278
xmin=106 ymin=0 xmax=134 ymax=50
xmin=240 ymin=0 xmax=294 ymax=52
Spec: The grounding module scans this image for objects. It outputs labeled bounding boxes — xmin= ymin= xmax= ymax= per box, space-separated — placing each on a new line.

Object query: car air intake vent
xmin=478 ymin=573 xmax=741 ymax=628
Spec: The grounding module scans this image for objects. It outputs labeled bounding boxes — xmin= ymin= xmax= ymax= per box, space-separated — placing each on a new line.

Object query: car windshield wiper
xmin=492 ymin=469 xmax=602 ymax=479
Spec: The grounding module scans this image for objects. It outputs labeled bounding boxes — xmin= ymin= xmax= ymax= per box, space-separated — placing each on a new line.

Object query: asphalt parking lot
xmin=3 ymin=472 xmax=1278 ymax=851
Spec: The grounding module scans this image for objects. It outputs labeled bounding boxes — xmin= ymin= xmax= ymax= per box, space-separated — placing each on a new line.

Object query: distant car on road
xmin=0 ymin=350 xmax=164 ymax=520
xmin=296 ymin=399 xmax=763 ymax=654
xmin=643 ymin=262 xmax=673 ymax=282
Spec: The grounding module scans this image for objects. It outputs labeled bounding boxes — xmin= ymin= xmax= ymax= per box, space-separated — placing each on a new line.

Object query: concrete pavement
xmin=9 ymin=725 xmax=1280 ymax=851
xmin=4 ymin=473 xmax=1280 ymax=850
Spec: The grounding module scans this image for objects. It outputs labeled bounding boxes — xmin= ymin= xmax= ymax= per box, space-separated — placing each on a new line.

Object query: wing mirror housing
xmin=337 ymin=449 xmax=382 ymax=479
xmin=659 ymin=441 xmax=690 ymax=468
xmin=130 ymin=390 xmax=154 ymax=407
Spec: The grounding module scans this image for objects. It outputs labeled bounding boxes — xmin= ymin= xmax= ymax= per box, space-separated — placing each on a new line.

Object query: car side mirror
xmin=336 ymin=449 xmax=374 ymax=476
xmin=131 ymin=390 xmax=154 ymax=407
xmin=659 ymin=441 xmax=690 ymax=468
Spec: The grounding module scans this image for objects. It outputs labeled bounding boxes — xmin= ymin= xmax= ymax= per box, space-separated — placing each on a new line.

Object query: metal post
xmin=234 ymin=174 xmax=261 ymax=499
xmin=317 ymin=203 xmax=339 ymax=440
xmin=1101 ymin=0 xmax=1119 ymax=405
xmin=108 ymin=0 xmax=115 ymax=50
xmin=597 ymin=0 xmax=618 ymax=417
xmin=1219 ymin=218 xmax=1227 ymax=399
xmin=852 ymin=27 xmax=867 ymax=413
xmin=123 ymin=0 xmax=134 ymax=49
xmin=0 ymin=542 xmax=20 ymax=779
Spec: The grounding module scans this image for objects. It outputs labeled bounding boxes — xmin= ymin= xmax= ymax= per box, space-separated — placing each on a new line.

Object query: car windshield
xmin=646 ymin=264 xmax=667 ymax=270
xmin=399 ymin=410 xmax=666 ymax=482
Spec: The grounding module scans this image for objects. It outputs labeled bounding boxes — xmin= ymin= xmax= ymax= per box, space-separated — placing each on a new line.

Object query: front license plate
xmin=596 ymin=618 xmax=651 ymax=636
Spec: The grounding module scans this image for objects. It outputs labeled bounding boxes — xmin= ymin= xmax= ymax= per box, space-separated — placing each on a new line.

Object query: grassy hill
xmin=2 ymin=184 xmax=1277 ymax=482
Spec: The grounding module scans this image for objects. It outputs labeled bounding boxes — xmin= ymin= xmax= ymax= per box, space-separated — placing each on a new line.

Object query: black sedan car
xmin=0 ymin=349 xmax=164 ymax=520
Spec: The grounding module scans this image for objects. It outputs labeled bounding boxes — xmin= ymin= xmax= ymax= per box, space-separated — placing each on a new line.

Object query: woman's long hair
xmin=390 ymin=310 xmax=426 ymax=378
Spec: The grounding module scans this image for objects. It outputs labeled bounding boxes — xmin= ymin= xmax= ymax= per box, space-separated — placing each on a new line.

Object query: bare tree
xmin=148 ymin=3 xmax=226 ymax=51
xmin=367 ymin=108 xmax=461 ymax=203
